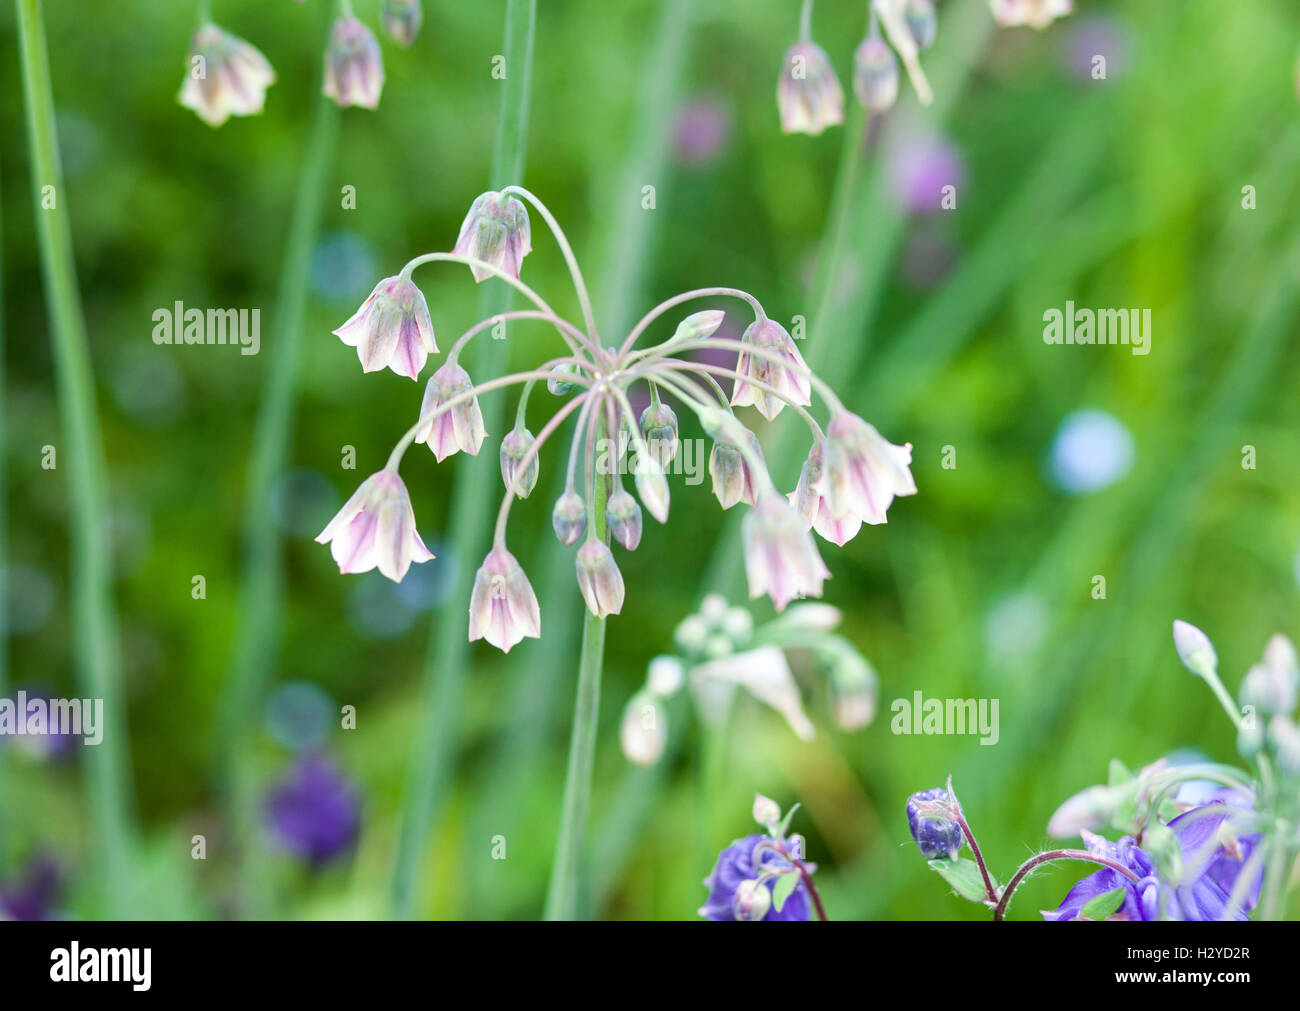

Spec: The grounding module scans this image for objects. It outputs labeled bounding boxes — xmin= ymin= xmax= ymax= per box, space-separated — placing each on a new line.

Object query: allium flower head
xmin=731 ymin=318 xmax=811 ymax=421
xmin=778 ymin=41 xmax=845 ymax=136
xmin=853 ymin=35 xmax=900 ymax=113
xmin=416 ymin=362 xmax=487 ymax=462
xmin=266 ymin=754 xmax=361 ymax=867
xmin=700 ymin=834 xmax=811 ymax=921
xmin=179 ymin=23 xmax=276 ymax=128
xmin=821 ymin=412 xmax=916 ymax=524
xmin=989 ymin=0 xmax=1073 ymax=30
xmin=499 ymin=427 xmax=539 ymax=498
xmin=381 ymin=0 xmax=423 ymax=47
xmin=324 ymin=15 xmax=385 ymax=110
xmin=743 ymin=492 xmax=830 ymax=611
xmin=906 ymin=788 xmax=964 ymax=860
xmin=332 ymin=275 xmax=436 ymax=379
xmin=576 ymin=541 xmax=625 ymax=618
xmin=453 ymin=191 xmax=532 ymax=282
xmin=468 ymin=547 xmax=541 ymax=653
xmin=315 ymin=469 xmax=433 ymax=582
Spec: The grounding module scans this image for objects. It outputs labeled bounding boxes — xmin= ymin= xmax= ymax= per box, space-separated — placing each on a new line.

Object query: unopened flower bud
xmin=777 ymin=603 xmax=842 ymax=632
xmin=576 ymin=541 xmax=625 ymax=618
xmin=634 ymin=458 xmax=671 ymax=523
xmin=752 ymin=794 xmax=782 ymax=831
xmin=1238 ymin=720 xmax=1264 ymax=761
xmin=551 ymin=491 xmax=587 ymax=545
xmin=674 ymin=615 xmax=709 ymax=655
xmin=722 ymin=606 xmax=754 ymax=644
xmin=709 ymin=442 xmax=746 ymax=510
xmin=499 ymin=427 xmax=539 ymax=498
xmin=605 ymin=489 xmax=643 ymax=551
xmin=905 ymin=788 xmax=963 ymax=860
xmin=1172 ymin=619 xmax=1217 ymax=679
xmin=647 ymin=655 xmax=686 ymax=697
xmin=324 ymin=15 xmax=384 ymax=110
xmin=701 ymin=593 xmax=728 ymax=623
xmin=1046 ymin=784 xmax=1118 ymax=838
xmin=639 ymin=401 xmax=680 ymax=467
xmin=703 ymin=633 xmax=733 ymax=660
xmin=620 ymin=691 xmax=666 ymax=766
xmin=1269 ymin=715 xmax=1300 ymax=774
xmin=453 ymin=190 xmax=532 ymax=282
xmin=853 ymin=36 xmax=899 ymax=112
xmin=905 ymin=0 xmax=938 ymax=50
xmin=669 ymin=309 xmax=726 ymax=343
xmin=547 ymin=362 xmax=583 ymax=396
xmin=381 ymin=0 xmax=422 ymax=48
xmin=731 ymin=879 xmax=772 ymax=921
xmin=1241 ymin=634 xmax=1299 ymax=717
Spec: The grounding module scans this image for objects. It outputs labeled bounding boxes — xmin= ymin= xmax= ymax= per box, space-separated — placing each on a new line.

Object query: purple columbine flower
xmin=700 ymin=834 xmax=811 ymax=921
xmin=906 ymin=788 xmax=964 ymax=860
xmin=1043 ymin=830 xmax=1162 ymax=921
xmin=266 ymin=754 xmax=361 ymax=868
xmin=1165 ymin=793 xmax=1262 ymax=921
xmin=0 ymin=855 xmax=61 ymax=921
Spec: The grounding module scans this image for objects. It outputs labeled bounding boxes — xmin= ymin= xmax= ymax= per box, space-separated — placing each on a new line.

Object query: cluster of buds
xmin=619 ymin=596 xmax=880 ymax=766
xmin=699 ymin=796 xmax=823 ymax=921
xmin=180 ymin=1 xmax=424 ymax=125
xmin=318 ymin=185 xmax=916 ymax=655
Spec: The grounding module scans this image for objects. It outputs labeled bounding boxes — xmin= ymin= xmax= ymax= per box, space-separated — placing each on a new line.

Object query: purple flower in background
xmin=673 ymin=97 xmax=732 ymax=165
xmin=266 ymin=754 xmax=361 ymax=867
xmin=1064 ymin=16 xmax=1130 ymax=81
xmin=887 ymin=128 xmax=965 ymax=215
xmin=700 ymin=834 xmax=811 ymax=921
xmin=0 ymin=855 xmax=61 ymax=921
xmin=1043 ymin=830 xmax=1161 ymax=921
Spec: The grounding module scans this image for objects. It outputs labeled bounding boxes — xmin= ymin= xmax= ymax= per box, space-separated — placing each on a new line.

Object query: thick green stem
xmin=219 ymin=6 xmax=339 ymax=918
xmin=15 ymin=0 xmax=134 ymax=916
xmin=0 ymin=134 xmax=9 ymax=840
xmin=389 ymin=0 xmax=536 ymax=920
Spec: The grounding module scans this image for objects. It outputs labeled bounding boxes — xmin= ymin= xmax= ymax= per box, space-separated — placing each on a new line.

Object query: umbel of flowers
xmin=179 ymin=0 xmax=424 ymax=126
xmin=908 ymin=623 xmax=1300 ymax=920
xmin=317 ymin=186 xmax=917 ymax=653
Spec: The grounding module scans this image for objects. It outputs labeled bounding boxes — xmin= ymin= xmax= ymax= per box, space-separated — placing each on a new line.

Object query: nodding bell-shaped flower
xmin=634 ymin=457 xmax=671 ymax=524
xmin=639 ymin=400 xmax=680 ymax=467
xmin=906 ymin=788 xmax=964 ymax=860
xmin=316 ymin=469 xmax=433 ymax=582
xmin=499 ymin=427 xmax=539 ymax=498
xmin=576 ymin=541 xmax=625 ymax=618
xmin=381 ymin=0 xmax=423 ymax=47
xmin=820 ymin=412 xmax=916 ymax=524
xmin=791 ymin=443 xmax=862 ymax=547
xmin=332 ymin=276 xmax=436 ymax=379
xmin=552 ymin=491 xmax=587 ymax=546
xmin=416 ymin=362 xmax=487 ymax=462
xmin=853 ymin=35 xmax=899 ymax=113
xmin=742 ymin=492 xmax=830 ymax=612
xmin=731 ymin=318 xmax=812 ymax=422
xmin=904 ymin=0 xmax=938 ymax=49
xmin=606 ymin=489 xmax=643 ymax=551
xmin=988 ymin=0 xmax=1073 ymax=30
xmin=468 ymin=547 xmax=541 ymax=653
xmin=709 ymin=426 xmax=765 ymax=510
xmin=777 ymin=41 xmax=845 ymax=136
xmin=179 ymin=23 xmax=276 ymax=128
xmin=453 ymin=191 xmax=532 ymax=283
xmin=324 ymin=15 xmax=385 ymax=110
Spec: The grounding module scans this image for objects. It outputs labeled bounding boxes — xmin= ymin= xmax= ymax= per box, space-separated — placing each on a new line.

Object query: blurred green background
xmin=1 ymin=0 xmax=1298 ymax=920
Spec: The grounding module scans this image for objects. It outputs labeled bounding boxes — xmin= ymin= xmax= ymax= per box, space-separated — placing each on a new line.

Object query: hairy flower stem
xmin=544 ymin=414 xmax=610 ymax=921
xmin=389 ymin=0 xmax=536 ymax=920
xmin=220 ymin=5 xmax=339 ymax=918
xmin=16 ymin=0 xmax=135 ymax=916
xmin=993 ymin=850 xmax=1142 ymax=922
xmin=797 ymin=862 xmax=829 ymax=921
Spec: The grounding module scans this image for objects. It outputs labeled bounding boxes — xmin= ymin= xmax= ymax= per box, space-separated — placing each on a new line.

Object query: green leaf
xmin=772 ymin=871 xmax=799 ymax=913
xmin=1078 ymin=887 xmax=1127 ymax=921
xmin=1107 ymin=759 xmax=1133 ymax=787
xmin=926 ymin=858 xmax=992 ymax=903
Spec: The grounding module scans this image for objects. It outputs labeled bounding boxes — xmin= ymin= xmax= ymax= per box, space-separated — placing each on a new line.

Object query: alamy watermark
xmin=0 ymin=691 xmax=104 ymax=746
xmin=152 ymin=301 xmax=260 ymax=355
xmin=594 ymin=432 xmax=706 ymax=486
xmin=1042 ymin=301 xmax=1150 ymax=356
xmin=890 ymin=690 xmax=999 ymax=746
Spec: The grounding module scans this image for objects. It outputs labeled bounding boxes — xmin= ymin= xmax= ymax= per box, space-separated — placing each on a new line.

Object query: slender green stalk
xmin=220 ymin=8 xmax=339 ymax=918
xmin=0 ymin=144 xmax=9 ymax=840
xmin=15 ymin=0 xmax=134 ymax=916
xmin=389 ymin=0 xmax=536 ymax=920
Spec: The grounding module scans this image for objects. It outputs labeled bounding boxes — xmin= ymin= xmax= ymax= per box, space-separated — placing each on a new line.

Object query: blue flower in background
xmin=1049 ymin=409 xmax=1135 ymax=494
xmin=266 ymin=754 xmax=361 ymax=868
xmin=699 ymin=833 xmax=810 ymax=921
xmin=0 ymin=855 xmax=61 ymax=921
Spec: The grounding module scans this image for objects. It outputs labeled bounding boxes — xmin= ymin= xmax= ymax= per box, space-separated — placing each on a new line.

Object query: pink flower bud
xmin=324 ymin=15 xmax=384 ymax=110
xmin=742 ymin=492 xmax=830 ymax=612
xmin=315 ymin=470 xmax=433 ymax=583
xmin=605 ymin=489 xmax=643 ymax=551
xmin=731 ymin=318 xmax=811 ymax=422
xmin=452 ymin=191 xmax=532 ymax=283
xmin=1172 ymin=619 xmax=1217 ymax=679
xmin=332 ymin=276 xmax=437 ymax=379
xmin=669 ymin=309 xmax=727 ymax=344
xmin=552 ymin=492 xmax=587 ymax=546
xmin=576 ymin=541 xmax=625 ymax=618
xmin=499 ymin=427 xmax=539 ymax=498
xmin=468 ymin=547 xmax=541 ymax=653
xmin=777 ymin=40 xmax=845 ymax=136
xmin=179 ymin=23 xmax=276 ymax=128
xmin=853 ymin=36 xmax=899 ymax=113
xmin=820 ymin=412 xmax=916 ymax=525
xmin=381 ymin=0 xmax=422 ymax=48
xmin=416 ymin=362 xmax=487 ymax=462
xmin=634 ymin=459 xmax=671 ymax=524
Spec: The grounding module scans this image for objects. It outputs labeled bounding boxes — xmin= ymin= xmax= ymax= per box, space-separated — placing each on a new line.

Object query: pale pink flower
xmin=989 ymin=0 xmax=1072 ymax=30
xmin=316 ymin=470 xmax=433 ymax=582
xmin=820 ymin=412 xmax=916 ymax=524
xmin=178 ymin=23 xmax=276 ymax=128
xmin=731 ymin=318 xmax=811 ymax=421
xmin=468 ymin=547 xmax=540 ymax=653
xmin=499 ymin=427 xmax=539 ymax=498
xmin=709 ymin=427 xmax=764 ymax=510
xmin=416 ymin=362 xmax=486 ymax=462
xmin=551 ymin=491 xmax=587 ymax=545
xmin=453 ymin=191 xmax=532 ymax=282
xmin=742 ymin=492 xmax=830 ymax=611
xmin=691 ymin=644 xmax=816 ymax=740
xmin=853 ymin=36 xmax=899 ymax=113
xmin=790 ymin=444 xmax=862 ymax=546
xmin=606 ymin=490 xmax=643 ymax=551
xmin=332 ymin=276 xmax=436 ymax=379
xmin=777 ymin=41 xmax=844 ymax=136
xmin=576 ymin=541 xmax=625 ymax=618
xmin=324 ymin=15 xmax=384 ymax=110
xmin=381 ymin=0 xmax=423 ymax=47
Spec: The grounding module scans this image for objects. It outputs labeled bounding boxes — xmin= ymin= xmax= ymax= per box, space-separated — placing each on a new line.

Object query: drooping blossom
xmin=791 ymin=442 xmax=862 ymax=546
xmin=709 ymin=426 xmax=764 ymax=510
xmin=853 ymin=34 xmax=899 ymax=113
xmin=499 ymin=427 xmax=540 ymax=498
xmin=332 ymin=275 xmax=436 ymax=379
xmin=416 ymin=362 xmax=487 ymax=461
xmin=605 ymin=489 xmax=643 ymax=551
xmin=179 ymin=23 xmax=276 ymax=127
xmin=742 ymin=493 xmax=830 ymax=611
xmin=700 ymin=834 xmax=811 ymax=921
xmin=324 ymin=15 xmax=384 ymax=110
xmin=381 ymin=0 xmax=423 ymax=47
xmin=777 ymin=41 xmax=844 ymax=136
xmin=452 ymin=191 xmax=532 ymax=282
xmin=820 ymin=412 xmax=917 ymax=525
xmin=468 ymin=547 xmax=541 ymax=653
xmin=731 ymin=318 xmax=811 ymax=421
xmin=266 ymin=754 xmax=361 ymax=867
xmin=315 ymin=469 xmax=433 ymax=582
xmin=576 ymin=541 xmax=625 ymax=618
